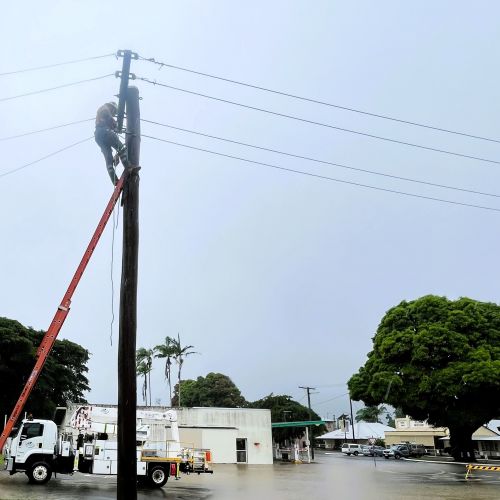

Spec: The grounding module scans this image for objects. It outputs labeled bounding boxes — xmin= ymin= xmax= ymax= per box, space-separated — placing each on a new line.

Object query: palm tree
xmin=136 ymin=361 xmax=149 ymax=405
xmin=355 ymin=405 xmax=388 ymax=423
xmin=136 ymin=347 xmax=155 ymax=406
xmin=155 ymin=337 xmax=176 ymax=406
xmin=170 ymin=333 xmax=197 ymax=407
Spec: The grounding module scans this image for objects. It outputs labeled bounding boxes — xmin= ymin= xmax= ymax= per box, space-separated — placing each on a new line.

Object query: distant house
xmin=315 ymin=421 xmax=395 ymax=449
xmin=439 ymin=419 xmax=500 ymax=458
xmin=385 ymin=417 xmax=500 ymax=458
xmin=385 ymin=417 xmax=448 ymax=451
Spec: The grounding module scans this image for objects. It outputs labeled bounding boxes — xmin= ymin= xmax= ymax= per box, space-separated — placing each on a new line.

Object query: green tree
xmin=169 ymin=334 xmax=197 ymax=407
xmin=136 ymin=361 xmax=149 ymax=405
xmin=348 ymin=295 xmax=500 ymax=461
xmin=355 ymin=405 xmax=387 ymax=423
xmin=0 ymin=317 xmax=90 ymax=419
xmin=172 ymin=373 xmax=247 ymax=407
xmin=155 ymin=337 xmax=176 ymax=406
xmin=249 ymin=394 xmax=325 ymax=444
xmin=386 ymin=407 xmax=404 ymax=427
xmin=136 ymin=347 xmax=155 ymax=406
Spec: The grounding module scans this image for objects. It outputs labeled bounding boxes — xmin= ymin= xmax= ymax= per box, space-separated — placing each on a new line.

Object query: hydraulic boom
xmin=0 ymin=172 xmax=128 ymax=451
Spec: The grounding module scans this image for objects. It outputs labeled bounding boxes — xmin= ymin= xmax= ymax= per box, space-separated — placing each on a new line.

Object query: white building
xmin=316 ymin=421 xmax=394 ymax=448
xmin=61 ymin=403 xmax=273 ymax=465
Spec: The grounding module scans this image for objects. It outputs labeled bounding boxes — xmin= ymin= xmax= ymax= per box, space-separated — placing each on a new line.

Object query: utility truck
xmin=4 ymin=407 xmax=212 ymax=487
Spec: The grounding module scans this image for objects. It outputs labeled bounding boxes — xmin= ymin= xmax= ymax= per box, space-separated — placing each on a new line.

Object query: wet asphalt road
xmin=1 ymin=452 xmax=499 ymax=499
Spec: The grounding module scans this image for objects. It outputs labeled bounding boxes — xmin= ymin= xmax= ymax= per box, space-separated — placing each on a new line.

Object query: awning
xmin=272 ymin=420 xmax=326 ymax=428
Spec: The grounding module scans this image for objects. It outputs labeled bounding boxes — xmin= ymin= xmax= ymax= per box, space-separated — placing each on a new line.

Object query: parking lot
xmin=0 ymin=451 xmax=499 ymax=500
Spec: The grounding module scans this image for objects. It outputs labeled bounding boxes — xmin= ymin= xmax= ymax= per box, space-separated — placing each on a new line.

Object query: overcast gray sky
xmin=2 ymin=1 xmax=500 ymax=421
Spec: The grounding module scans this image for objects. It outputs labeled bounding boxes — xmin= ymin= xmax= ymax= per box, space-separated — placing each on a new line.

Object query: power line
xmin=0 ymin=53 xmax=116 ymax=77
xmin=138 ymin=56 xmax=500 ymax=145
xmin=142 ymin=118 xmax=500 ymax=199
xmin=0 ymin=74 xmax=114 ymax=103
xmin=0 ymin=137 xmax=92 ymax=178
xmin=315 ymin=393 xmax=350 ymax=406
xmin=142 ymin=133 xmax=500 ymax=213
xmin=0 ymin=119 xmax=93 ymax=142
xmin=138 ymin=77 xmax=500 ymax=167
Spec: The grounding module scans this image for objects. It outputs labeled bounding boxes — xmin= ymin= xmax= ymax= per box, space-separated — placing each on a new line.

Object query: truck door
xmin=16 ymin=423 xmax=45 ymax=462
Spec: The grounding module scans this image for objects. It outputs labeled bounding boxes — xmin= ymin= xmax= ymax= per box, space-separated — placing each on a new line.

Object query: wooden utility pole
xmin=299 ymin=386 xmax=316 ymax=460
xmin=117 ymin=85 xmax=140 ymax=500
xmin=349 ymin=397 xmax=355 ymax=442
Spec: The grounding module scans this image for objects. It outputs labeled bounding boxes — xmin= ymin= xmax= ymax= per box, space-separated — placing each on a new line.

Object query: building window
xmin=236 ymin=438 xmax=247 ymax=463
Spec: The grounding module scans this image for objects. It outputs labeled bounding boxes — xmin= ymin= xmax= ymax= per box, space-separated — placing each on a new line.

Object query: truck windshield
xmin=20 ymin=423 xmax=44 ymax=440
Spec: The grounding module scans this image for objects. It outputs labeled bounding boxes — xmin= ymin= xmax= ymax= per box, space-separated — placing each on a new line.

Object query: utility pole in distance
xmin=349 ymin=397 xmax=355 ymax=443
xmin=299 ymin=386 xmax=316 ymax=460
xmin=117 ymin=85 xmax=140 ymax=500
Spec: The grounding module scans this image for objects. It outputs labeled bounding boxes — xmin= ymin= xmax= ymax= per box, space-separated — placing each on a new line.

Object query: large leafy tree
xmin=249 ymin=394 xmax=325 ymax=444
xmin=172 ymin=372 xmax=247 ymax=408
xmin=0 ymin=317 xmax=90 ymax=420
xmin=348 ymin=295 xmax=500 ymax=461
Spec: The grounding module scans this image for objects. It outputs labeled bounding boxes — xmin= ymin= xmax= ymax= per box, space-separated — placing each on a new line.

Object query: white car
xmin=341 ymin=443 xmax=362 ymax=456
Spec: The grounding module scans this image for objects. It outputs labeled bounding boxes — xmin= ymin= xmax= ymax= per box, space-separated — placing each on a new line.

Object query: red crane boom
xmin=0 ymin=173 xmax=127 ymax=451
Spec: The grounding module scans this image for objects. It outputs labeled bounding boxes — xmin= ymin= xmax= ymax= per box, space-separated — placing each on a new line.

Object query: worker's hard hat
xmin=106 ymin=101 xmax=118 ymax=114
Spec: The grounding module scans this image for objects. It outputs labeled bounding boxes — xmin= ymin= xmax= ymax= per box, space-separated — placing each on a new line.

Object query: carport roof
xmin=315 ymin=421 xmax=395 ymax=440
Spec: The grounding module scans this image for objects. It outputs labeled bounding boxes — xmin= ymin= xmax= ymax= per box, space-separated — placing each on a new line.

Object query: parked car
xmin=361 ymin=445 xmax=385 ymax=457
xmin=341 ymin=443 xmax=362 ymax=456
xmin=383 ymin=445 xmax=411 ymax=459
xmin=408 ymin=444 xmax=426 ymax=457
xmin=383 ymin=443 xmax=426 ymax=459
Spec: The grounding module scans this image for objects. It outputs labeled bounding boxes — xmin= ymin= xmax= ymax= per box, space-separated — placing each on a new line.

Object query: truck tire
xmin=148 ymin=465 xmax=168 ymax=488
xmin=394 ymin=453 xmax=401 ymax=460
xmin=353 ymin=451 xmax=359 ymax=456
xmin=28 ymin=461 xmax=52 ymax=484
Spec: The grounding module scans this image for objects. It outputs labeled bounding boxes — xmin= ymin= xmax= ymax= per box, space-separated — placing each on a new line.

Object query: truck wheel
xmin=148 ymin=466 xmax=168 ymax=488
xmin=394 ymin=454 xmax=401 ymax=460
xmin=353 ymin=451 xmax=359 ymax=456
xmin=28 ymin=462 xmax=52 ymax=484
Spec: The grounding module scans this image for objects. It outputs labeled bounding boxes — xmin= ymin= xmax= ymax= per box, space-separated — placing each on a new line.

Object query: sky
xmin=1 ymin=1 xmax=500 ymax=422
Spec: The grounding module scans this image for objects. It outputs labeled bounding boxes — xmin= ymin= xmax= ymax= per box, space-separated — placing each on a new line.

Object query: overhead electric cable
xmin=139 ymin=56 xmax=500 ymax=144
xmin=142 ymin=134 xmax=500 ymax=213
xmin=0 ymin=137 xmax=92 ymax=178
xmin=0 ymin=118 xmax=93 ymax=142
xmin=143 ymin=118 xmax=500 ymax=199
xmin=0 ymin=74 xmax=114 ymax=103
xmin=0 ymin=53 xmax=115 ymax=77
xmin=315 ymin=393 xmax=350 ymax=406
xmin=138 ymin=77 xmax=500 ymax=167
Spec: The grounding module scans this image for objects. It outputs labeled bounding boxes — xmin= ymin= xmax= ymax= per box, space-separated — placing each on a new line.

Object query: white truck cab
xmin=6 ymin=419 xmax=74 ymax=483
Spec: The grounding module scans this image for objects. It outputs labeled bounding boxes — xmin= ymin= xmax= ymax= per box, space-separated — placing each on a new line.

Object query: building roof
xmin=315 ymin=421 xmax=395 ymax=440
xmin=485 ymin=420 xmax=500 ymax=435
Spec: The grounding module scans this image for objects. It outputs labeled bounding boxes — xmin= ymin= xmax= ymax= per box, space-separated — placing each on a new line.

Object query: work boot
xmin=106 ymin=163 xmax=118 ymax=185
xmin=118 ymin=145 xmax=129 ymax=168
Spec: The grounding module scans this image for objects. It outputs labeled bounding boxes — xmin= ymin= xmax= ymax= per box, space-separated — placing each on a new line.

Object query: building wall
xmin=178 ymin=407 xmax=273 ymax=464
xmin=385 ymin=431 xmax=445 ymax=447
xmin=62 ymin=403 xmax=273 ymax=465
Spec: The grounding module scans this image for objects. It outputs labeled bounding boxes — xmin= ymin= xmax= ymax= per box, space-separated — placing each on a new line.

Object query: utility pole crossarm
xmin=115 ymin=50 xmax=138 ymax=133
